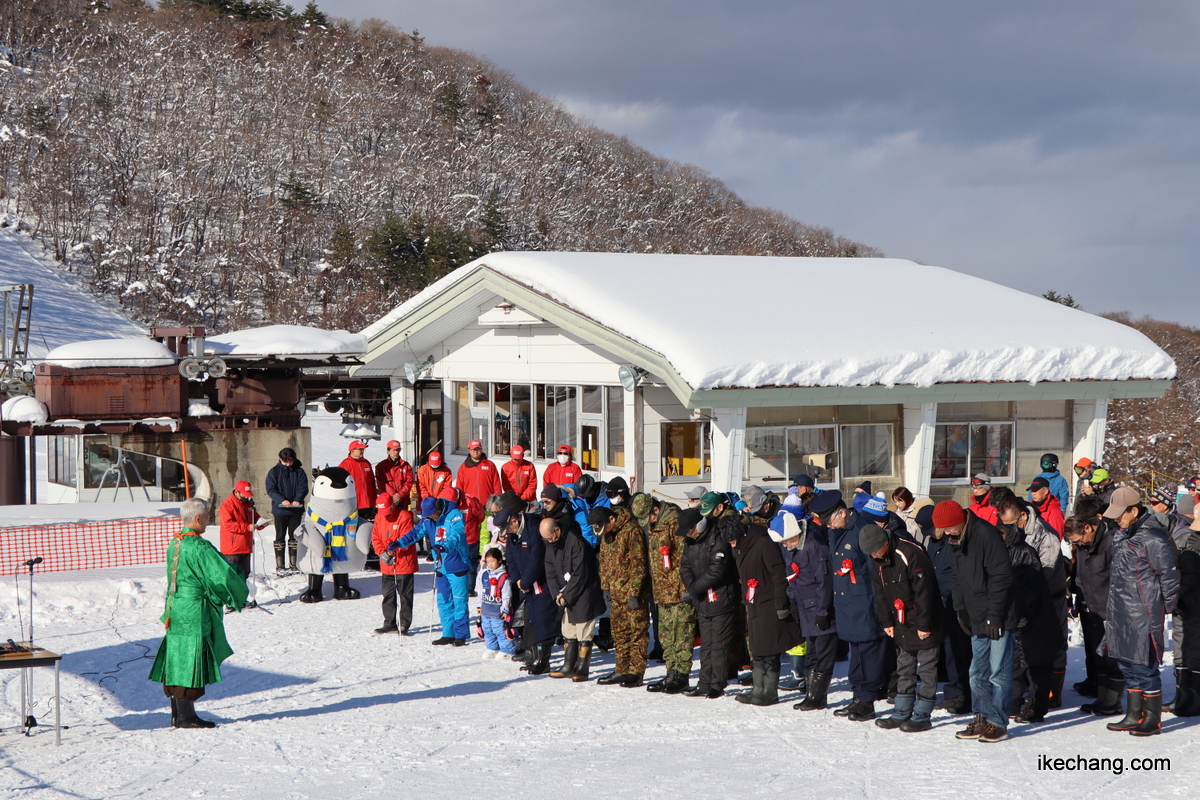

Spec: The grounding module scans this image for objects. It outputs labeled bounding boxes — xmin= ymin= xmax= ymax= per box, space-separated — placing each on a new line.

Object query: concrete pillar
xmin=710 ymin=407 xmax=747 ymax=494
xmin=1071 ymin=399 xmax=1109 ymax=503
xmin=390 ymin=376 xmax=416 ymax=459
xmin=902 ymin=403 xmax=937 ymax=497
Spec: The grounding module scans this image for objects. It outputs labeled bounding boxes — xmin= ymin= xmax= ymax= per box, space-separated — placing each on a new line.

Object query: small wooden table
xmin=0 ymin=645 xmax=62 ymax=745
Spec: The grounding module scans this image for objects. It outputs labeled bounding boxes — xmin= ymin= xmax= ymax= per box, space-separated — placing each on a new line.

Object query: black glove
xmin=627 ymin=597 xmax=640 ymax=610
xmin=986 ymin=619 xmax=1003 ymax=640
xmin=815 ymin=614 xmax=831 ymax=631
xmin=957 ymin=611 xmax=972 ymax=633
xmin=776 ymin=608 xmax=790 ymax=620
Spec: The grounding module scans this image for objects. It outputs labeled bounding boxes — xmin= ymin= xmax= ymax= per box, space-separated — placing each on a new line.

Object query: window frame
xmin=660 ymin=420 xmax=712 ymax=482
xmin=838 ymin=422 xmax=896 ymax=479
xmin=929 ymin=420 xmax=1016 ymax=484
xmin=743 ymin=424 xmax=839 ymax=489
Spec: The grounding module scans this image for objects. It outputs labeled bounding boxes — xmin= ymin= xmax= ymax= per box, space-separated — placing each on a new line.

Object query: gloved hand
xmin=986 ymin=619 xmax=1003 ymax=640
xmin=379 ymin=550 xmax=396 ymax=566
xmin=556 ymin=593 xmax=567 ymax=607
xmin=627 ymin=597 xmax=640 ymax=610
xmin=776 ymin=608 xmax=790 ymax=620
xmin=815 ymin=614 xmax=831 ymax=631
xmin=432 ymin=545 xmax=446 ymax=556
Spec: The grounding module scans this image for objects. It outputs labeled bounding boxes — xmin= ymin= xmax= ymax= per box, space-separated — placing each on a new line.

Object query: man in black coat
xmin=542 ymin=516 xmax=606 ymax=682
xmin=679 ymin=507 xmax=740 ymax=698
xmin=1064 ymin=515 xmax=1124 ymax=716
xmin=503 ymin=509 xmax=558 ymax=675
xmin=937 ymin=500 xmax=1014 ymax=744
xmin=726 ymin=515 xmax=802 ymax=707
xmin=924 ymin=504 xmax=973 ymax=714
xmin=862 ymin=524 xmax=944 ymax=732
xmin=264 ymin=447 xmax=308 ymax=575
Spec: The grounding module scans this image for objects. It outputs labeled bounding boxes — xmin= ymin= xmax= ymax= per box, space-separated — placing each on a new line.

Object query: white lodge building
xmin=356 ymin=252 xmax=1175 ymax=506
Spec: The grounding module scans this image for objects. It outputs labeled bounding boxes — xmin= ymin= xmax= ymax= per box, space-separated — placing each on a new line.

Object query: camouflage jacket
xmin=599 ymin=505 xmax=650 ymax=602
xmin=648 ymin=502 xmax=687 ymax=604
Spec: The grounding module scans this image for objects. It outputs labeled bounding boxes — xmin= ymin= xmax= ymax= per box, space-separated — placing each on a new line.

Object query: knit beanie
xmin=931 ymin=500 xmax=967 ymax=529
xmin=862 ymin=494 xmax=889 ymax=521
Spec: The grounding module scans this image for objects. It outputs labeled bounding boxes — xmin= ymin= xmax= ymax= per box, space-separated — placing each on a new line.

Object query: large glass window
xmin=454 ymin=381 xmax=471 ymax=452
xmin=661 ymin=421 xmax=710 ymax=479
xmin=932 ymin=422 xmax=1014 ymax=481
xmin=492 ymin=383 xmax=532 ymax=454
xmin=541 ymin=385 xmax=577 ymax=459
xmin=49 ymin=435 xmax=77 ymax=487
xmin=744 ymin=426 xmax=837 ymax=486
xmin=606 ymin=386 xmax=624 ymax=468
xmin=840 ymin=424 xmax=893 ymax=477
xmin=581 ymin=385 xmax=603 ymax=415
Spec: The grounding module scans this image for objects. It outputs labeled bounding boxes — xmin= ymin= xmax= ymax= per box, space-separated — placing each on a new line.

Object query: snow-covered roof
xmin=205 ymin=324 xmax=366 ymax=358
xmin=363 ymin=252 xmax=1175 ymax=390
xmin=42 ymin=338 xmax=176 ymax=369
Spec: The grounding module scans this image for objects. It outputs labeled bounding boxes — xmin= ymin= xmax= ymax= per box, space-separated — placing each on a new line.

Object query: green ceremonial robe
xmin=148 ymin=530 xmax=250 ymax=689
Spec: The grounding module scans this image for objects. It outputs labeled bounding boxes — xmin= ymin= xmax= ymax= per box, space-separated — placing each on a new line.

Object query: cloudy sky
xmin=325 ymin=1 xmax=1199 ymax=323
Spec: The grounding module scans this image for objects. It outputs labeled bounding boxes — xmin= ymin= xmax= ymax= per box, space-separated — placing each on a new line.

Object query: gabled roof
xmin=361 ymin=252 xmax=1174 ymax=407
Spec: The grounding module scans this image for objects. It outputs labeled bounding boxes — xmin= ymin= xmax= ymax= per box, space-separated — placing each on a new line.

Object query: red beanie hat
xmin=932 ymin=500 xmax=967 ymax=529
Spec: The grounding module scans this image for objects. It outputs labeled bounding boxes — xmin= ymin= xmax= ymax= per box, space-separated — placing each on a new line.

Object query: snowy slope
xmin=364 ymin=253 xmax=1175 ymax=390
xmin=0 ymin=222 xmax=146 ymax=357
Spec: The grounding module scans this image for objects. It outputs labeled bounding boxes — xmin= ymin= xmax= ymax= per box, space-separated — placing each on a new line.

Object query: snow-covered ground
xmin=1 ymin=562 xmax=1195 ymax=799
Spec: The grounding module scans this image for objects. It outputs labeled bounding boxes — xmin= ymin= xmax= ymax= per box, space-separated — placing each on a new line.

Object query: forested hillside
xmin=0 ymin=0 xmax=877 ymax=333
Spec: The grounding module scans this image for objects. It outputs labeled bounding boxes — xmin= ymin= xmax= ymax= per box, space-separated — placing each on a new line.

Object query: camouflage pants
xmin=611 ymin=601 xmax=650 ymax=676
xmin=658 ymin=601 xmax=697 ymax=675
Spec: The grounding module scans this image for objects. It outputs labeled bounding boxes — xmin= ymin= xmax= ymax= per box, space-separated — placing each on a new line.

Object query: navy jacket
xmin=782 ymin=525 xmax=836 ymax=638
xmin=827 ymin=511 xmax=884 ymax=643
xmin=925 ymin=534 xmax=956 ymax=601
xmin=506 ymin=513 xmax=558 ymax=642
xmin=265 ymin=460 xmax=309 ymax=517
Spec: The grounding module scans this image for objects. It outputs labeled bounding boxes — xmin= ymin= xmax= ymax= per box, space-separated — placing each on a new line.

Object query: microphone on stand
xmin=22 ymin=557 xmax=43 ymax=568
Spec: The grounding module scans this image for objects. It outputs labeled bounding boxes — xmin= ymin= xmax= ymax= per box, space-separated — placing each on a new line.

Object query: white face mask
xmin=557 ymin=454 xmax=570 ymax=465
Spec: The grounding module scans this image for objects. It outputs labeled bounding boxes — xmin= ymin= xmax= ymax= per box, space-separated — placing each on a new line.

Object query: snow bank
xmin=42 ymin=337 xmax=176 ymax=368
xmin=1 ymin=394 xmax=48 ymax=423
xmin=364 ymin=253 xmax=1176 ymax=389
xmin=205 ymin=324 xmax=366 ymax=357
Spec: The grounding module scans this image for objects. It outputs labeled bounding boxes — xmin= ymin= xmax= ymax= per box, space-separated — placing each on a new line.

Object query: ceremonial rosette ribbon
xmin=894 ymin=598 xmax=906 ymax=624
xmin=746 ymin=578 xmax=759 ymax=603
xmin=787 ymin=562 xmax=800 ymax=582
xmin=837 ymin=557 xmax=857 ymax=584
xmin=660 ymin=545 xmax=672 ymax=569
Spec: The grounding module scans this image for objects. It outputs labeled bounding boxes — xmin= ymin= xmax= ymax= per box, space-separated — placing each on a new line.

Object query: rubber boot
xmin=522 ymin=641 xmax=553 ymax=675
xmin=737 ymin=662 xmax=765 ymax=704
xmin=169 ymin=698 xmax=178 ymax=728
xmin=299 ymin=573 xmax=323 ymax=603
xmin=1130 ymin=691 xmax=1163 ymax=736
xmin=1165 ymin=667 xmax=1183 ymax=712
xmin=174 ymin=698 xmax=216 ymax=729
xmin=1106 ymin=689 xmax=1145 ymax=731
xmin=1178 ymin=670 xmax=1200 ymax=716
xmin=332 ymin=573 xmax=360 ymax=599
xmin=549 ymin=640 xmax=579 ymax=679
xmin=594 ymin=617 xmax=614 ymax=653
xmin=1081 ymin=675 xmax=1124 ymax=716
xmin=572 ymin=643 xmax=593 ymax=682
xmin=796 ymin=670 xmax=830 ymax=710
xmin=753 ymin=665 xmax=780 ymax=706
xmin=876 ymin=693 xmax=914 ymax=729
xmin=1047 ymin=670 xmax=1065 ymax=709
xmin=287 ymin=542 xmax=298 ymax=572
xmin=779 ymin=654 xmax=805 ymax=690
xmin=274 ymin=543 xmax=286 ymax=574
xmin=900 ymin=697 xmax=934 ymax=732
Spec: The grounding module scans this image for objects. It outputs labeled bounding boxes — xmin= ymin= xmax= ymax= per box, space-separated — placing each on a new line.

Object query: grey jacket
xmin=1101 ymin=511 xmax=1181 ymax=665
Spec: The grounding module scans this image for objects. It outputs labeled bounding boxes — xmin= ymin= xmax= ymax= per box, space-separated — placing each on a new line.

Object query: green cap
xmin=630 ymin=492 xmax=655 ymax=522
xmin=698 ymin=491 xmax=724 ymax=516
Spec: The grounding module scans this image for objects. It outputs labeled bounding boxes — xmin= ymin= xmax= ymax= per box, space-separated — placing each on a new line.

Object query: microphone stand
xmin=22 ymin=556 xmax=42 ymax=732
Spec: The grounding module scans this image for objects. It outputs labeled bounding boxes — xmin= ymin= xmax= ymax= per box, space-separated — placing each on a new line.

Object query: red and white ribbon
xmin=894 ymin=598 xmax=906 ymax=625
xmin=838 ymin=558 xmax=857 ymax=585
xmin=787 ymin=562 xmax=801 ymax=582
xmin=746 ymin=578 xmax=759 ymax=603
xmin=660 ymin=545 xmax=672 ymax=570
xmin=533 ymin=580 xmax=543 ymax=595
xmin=707 ymin=587 xmax=717 ymax=602
xmin=490 ymin=577 xmax=501 ymax=598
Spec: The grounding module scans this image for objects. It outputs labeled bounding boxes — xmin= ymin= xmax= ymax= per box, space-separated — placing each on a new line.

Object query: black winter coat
xmin=680 ymin=525 xmax=739 ymax=618
xmin=1102 ymin=511 xmax=1180 ymax=665
xmin=1003 ymin=525 xmax=1065 ymax=667
xmin=782 ymin=525 xmax=836 ymax=638
xmin=1075 ymin=520 xmax=1115 ymax=619
xmin=545 ymin=528 xmax=606 ymax=623
xmin=871 ymin=536 xmax=945 ymax=652
xmin=506 ymin=513 xmax=558 ymax=641
xmin=949 ymin=514 xmax=1014 ymax=636
xmin=733 ymin=523 xmax=802 ymax=657
xmin=1177 ymin=529 xmax=1200 ymax=668
xmin=265 ymin=460 xmax=309 ymax=517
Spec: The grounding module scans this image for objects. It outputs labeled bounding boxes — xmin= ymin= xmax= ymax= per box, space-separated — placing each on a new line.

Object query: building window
xmin=744 ymin=426 xmax=838 ymax=487
xmin=606 ymin=386 xmax=625 ymax=468
xmin=454 ymin=382 xmax=471 ymax=452
xmin=492 ymin=383 xmax=532 ymax=455
xmin=661 ymin=421 xmax=710 ymax=479
xmin=48 ymin=436 xmax=77 ymax=487
xmin=840 ymin=424 xmax=893 ymax=477
xmin=539 ymin=385 xmax=577 ymax=460
xmin=932 ymin=422 xmax=1014 ymax=481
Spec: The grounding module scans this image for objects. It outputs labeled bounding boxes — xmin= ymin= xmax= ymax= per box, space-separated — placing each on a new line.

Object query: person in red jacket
xmin=372 ymin=493 xmax=417 ymax=634
xmin=375 ymin=440 xmax=415 ymax=510
xmin=219 ymin=480 xmax=268 ymax=604
xmin=502 ymin=445 xmax=539 ymax=503
xmin=417 ymin=451 xmax=453 ymax=504
xmin=1027 ymin=476 xmax=1065 ymax=537
xmin=968 ymin=473 xmax=999 ymax=526
xmin=543 ymin=444 xmax=582 ymax=488
xmin=339 ymin=440 xmax=377 ymax=519
xmin=457 ymin=439 xmax=502 ymax=506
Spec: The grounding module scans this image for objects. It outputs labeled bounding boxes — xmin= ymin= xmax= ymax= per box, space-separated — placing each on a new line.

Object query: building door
xmin=415 ymin=383 xmax=444 ymax=462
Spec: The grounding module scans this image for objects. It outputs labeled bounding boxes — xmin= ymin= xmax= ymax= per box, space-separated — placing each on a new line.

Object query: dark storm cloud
xmin=322 ymin=0 xmax=1200 ymax=321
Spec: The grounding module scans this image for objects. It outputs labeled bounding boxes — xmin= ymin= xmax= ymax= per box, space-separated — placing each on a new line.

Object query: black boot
xmin=299 ymin=574 xmax=323 ymax=603
xmin=1106 ymin=689 xmax=1144 ymax=731
xmin=620 ymin=672 xmax=644 ymax=688
xmin=174 ymin=698 xmax=216 ymax=729
xmin=332 ymin=573 xmax=360 ymax=600
xmin=1073 ymin=676 xmax=1098 ymax=698
xmin=1081 ymin=675 xmax=1124 ymax=716
xmin=737 ymin=662 xmax=766 ymax=705
xmin=1165 ymin=667 xmax=1184 ymax=712
xmin=847 ymin=699 xmax=877 ymax=721
xmin=664 ymin=669 xmax=690 ymax=694
xmin=522 ymin=641 xmax=553 ymax=675
xmin=597 ymin=671 xmax=627 ymax=685
xmin=572 ymin=643 xmax=593 ymax=682
xmin=754 ymin=665 xmax=780 ymax=706
xmin=287 ymin=543 xmax=298 ymax=573
xmin=795 ymin=670 xmax=831 ymax=710
xmin=647 ymin=670 xmax=677 ymax=693
xmin=169 ymin=698 xmax=178 ymax=728
xmin=549 ymin=640 xmax=579 ymax=679
xmin=594 ymin=618 xmax=613 ymax=653
xmin=1047 ymin=670 xmax=1065 ymax=709
xmin=1177 ymin=670 xmax=1200 ymax=716
xmin=274 ymin=543 xmax=286 ymax=575
xmin=1130 ymin=691 xmax=1162 ymax=736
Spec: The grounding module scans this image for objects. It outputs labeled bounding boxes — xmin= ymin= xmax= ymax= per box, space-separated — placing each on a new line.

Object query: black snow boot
xmin=287 ymin=543 xmax=299 ymax=573
xmin=795 ymin=670 xmax=831 ymax=711
xmin=1073 ymin=676 xmax=1098 ymax=698
xmin=846 ymin=699 xmax=877 ymax=722
xmin=573 ymin=643 xmax=593 ymax=682
xmin=1081 ymin=675 xmax=1124 ymax=716
xmin=332 ymin=573 xmax=360 ymax=600
xmin=1106 ymin=689 xmax=1144 ymax=731
xmin=754 ymin=665 xmax=780 ymax=706
xmin=664 ymin=670 xmax=690 ymax=694
xmin=169 ymin=698 xmax=178 ymax=728
xmin=299 ymin=574 xmax=323 ymax=603
xmin=1047 ymin=670 xmax=1065 ymax=709
xmin=522 ymin=641 xmax=553 ymax=675
xmin=593 ymin=618 xmax=614 ymax=653
xmin=274 ymin=543 xmax=287 ymax=574
xmin=1130 ymin=691 xmax=1163 ymax=736
xmin=646 ymin=670 xmax=676 ymax=693
xmin=174 ymin=699 xmax=216 ymax=729
xmin=1177 ymin=670 xmax=1200 ymax=716
xmin=549 ymin=640 xmax=579 ymax=679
